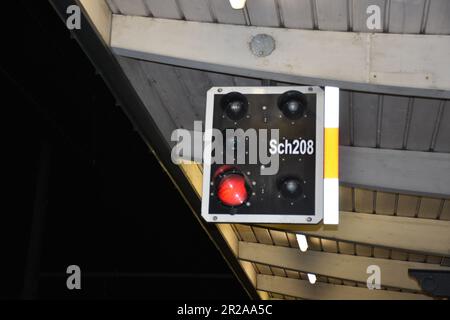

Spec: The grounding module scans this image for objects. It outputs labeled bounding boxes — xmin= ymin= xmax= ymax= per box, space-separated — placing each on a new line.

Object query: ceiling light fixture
xmin=229 ymin=0 xmax=247 ymax=10
xmin=307 ymin=273 xmax=317 ymax=284
xmin=295 ymin=234 xmax=308 ymax=252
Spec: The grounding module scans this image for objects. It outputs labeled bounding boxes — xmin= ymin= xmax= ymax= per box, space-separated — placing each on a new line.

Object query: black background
xmin=0 ymin=0 xmax=247 ymax=300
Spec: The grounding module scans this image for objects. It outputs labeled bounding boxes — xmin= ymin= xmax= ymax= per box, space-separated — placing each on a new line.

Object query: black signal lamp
xmin=278 ymin=90 xmax=307 ymax=119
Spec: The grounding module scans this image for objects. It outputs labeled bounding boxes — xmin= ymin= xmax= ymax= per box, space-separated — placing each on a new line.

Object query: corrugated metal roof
xmin=117 ymin=57 xmax=450 ymax=154
xmin=107 ymin=0 xmax=450 ymax=34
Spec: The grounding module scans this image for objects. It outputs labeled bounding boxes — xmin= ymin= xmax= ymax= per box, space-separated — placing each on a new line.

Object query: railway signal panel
xmin=201 ymin=86 xmax=339 ymax=225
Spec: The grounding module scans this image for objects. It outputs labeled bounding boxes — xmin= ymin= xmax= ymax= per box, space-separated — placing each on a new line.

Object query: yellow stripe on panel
xmin=324 ymin=128 xmax=339 ymax=179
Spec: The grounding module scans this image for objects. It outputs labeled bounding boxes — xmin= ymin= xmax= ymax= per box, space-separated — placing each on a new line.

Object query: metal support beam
xmin=340 ymin=146 xmax=450 ymax=198
xmin=78 ymin=0 xmax=112 ymax=44
xmin=257 ymin=275 xmax=432 ymax=300
xmin=111 ymin=16 xmax=450 ymax=99
xmin=259 ymin=211 xmax=450 ymax=257
xmin=175 ymin=132 xmax=450 ymax=198
xmin=239 ymin=242 xmax=450 ymax=291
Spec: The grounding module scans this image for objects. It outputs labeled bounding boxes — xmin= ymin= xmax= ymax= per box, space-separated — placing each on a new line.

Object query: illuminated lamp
xmin=214 ymin=166 xmax=249 ymax=207
xmin=229 ymin=0 xmax=247 ymax=10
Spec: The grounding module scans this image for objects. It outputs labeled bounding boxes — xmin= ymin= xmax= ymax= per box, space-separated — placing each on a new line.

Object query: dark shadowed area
xmin=0 ymin=0 xmax=247 ymax=300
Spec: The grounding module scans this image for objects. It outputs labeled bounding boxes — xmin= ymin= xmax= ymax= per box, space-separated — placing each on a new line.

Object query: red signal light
xmin=217 ymin=173 xmax=248 ymax=207
xmin=214 ymin=166 xmax=249 ymax=207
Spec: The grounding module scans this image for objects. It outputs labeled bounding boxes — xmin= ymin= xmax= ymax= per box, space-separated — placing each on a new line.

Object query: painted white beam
xmin=257 ymin=275 xmax=432 ymax=300
xmin=259 ymin=211 xmax=450 ymax=257
xmin=111 ymin=15 xmax=450 ymax=99
xmin=240 ymin=242 xmax=450 ymax=291
xmin=340 ymin=146 xmax=450 ymax=198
